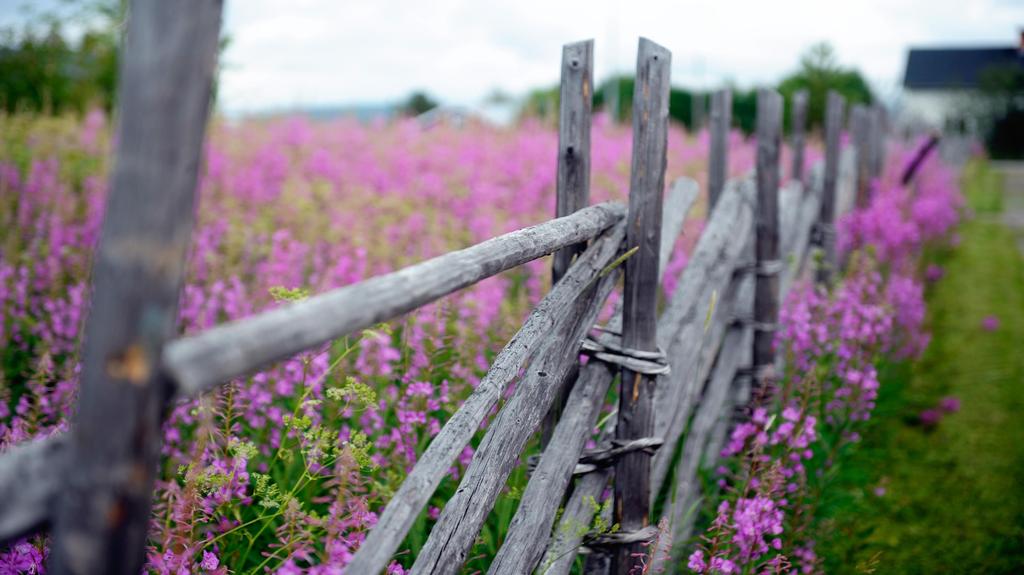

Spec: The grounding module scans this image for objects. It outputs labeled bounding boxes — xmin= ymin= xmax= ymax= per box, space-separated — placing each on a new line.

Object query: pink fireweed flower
xmin=982 ymin=315 xmax=1000 ymax=331
xmin=939 ymin=396 xmax=961 ymax=413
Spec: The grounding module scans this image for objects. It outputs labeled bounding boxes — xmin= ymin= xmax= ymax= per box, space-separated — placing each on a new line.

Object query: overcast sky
xmin=3 ymin=0 xmax=1022 ymax=114
xmin=218 ymin=0 xmax=1021 ymax=114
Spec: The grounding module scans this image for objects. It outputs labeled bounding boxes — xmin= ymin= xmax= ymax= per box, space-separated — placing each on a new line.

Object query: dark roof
xmin=904 ymin=47 xmax=1022 ymax=90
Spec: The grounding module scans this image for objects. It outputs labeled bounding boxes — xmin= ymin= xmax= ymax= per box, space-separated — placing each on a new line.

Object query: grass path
xmin=818 ymin=161 xmax=1024 ymax=574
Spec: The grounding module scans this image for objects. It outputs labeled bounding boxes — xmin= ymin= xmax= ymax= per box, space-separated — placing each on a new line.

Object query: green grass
xmin=817 ymin=160 xmax=1024 ymax=573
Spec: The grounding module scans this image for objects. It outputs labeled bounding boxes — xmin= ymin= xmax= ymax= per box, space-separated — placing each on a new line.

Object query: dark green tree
xmin=0 ymin=1 xmax=122 ymax=115
xmin=400 ymin=91 xmax=439 ymax=116
xmin=968 ymin=63 xmax=1024 ymax=159
xmin=777 ymin=43 xmax=874 ymax=133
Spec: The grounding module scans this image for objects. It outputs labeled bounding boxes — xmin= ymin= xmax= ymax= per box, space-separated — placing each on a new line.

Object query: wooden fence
xmin=0 ymin=2 xmax=891 ymax=573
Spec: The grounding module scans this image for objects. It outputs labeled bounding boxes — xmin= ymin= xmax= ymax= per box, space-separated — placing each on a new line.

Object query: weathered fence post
xmin=850 ymin=103 xmax=872 ymax=208
xmin=612 ymin=37 xmax=671 ymax=574
xmin=47 ymin=1 xmax=223 ymax=574
xmin=751 ymin=88 xmax=782 ymax=400
xmin=790 ymin=89 xmax=808 ymax=184
xmin=543 ymin=39 xmax=594 ymax=446
xmin=869 ymin=106 xmax=886 ymax=180
xmin=815 ymin=91 xmax=845 ymax=285
xmin=691 ymin=90 xmax=706 ymax=133
xmin=708 ymin=89 xmax=732 ymax=211
xmin=552 ymin=40 xmax=594 ymax=285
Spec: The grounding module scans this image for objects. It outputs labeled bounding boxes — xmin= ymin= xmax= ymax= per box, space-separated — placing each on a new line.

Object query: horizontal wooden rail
xmin=164 ymin=202 xmax=625 ymax=396
xmin=0 ymin=434 xmax=66 ymax=544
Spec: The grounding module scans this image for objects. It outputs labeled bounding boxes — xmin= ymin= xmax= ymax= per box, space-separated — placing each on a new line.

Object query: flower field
xmin=0 ymin=109 xmax=960 ymax=574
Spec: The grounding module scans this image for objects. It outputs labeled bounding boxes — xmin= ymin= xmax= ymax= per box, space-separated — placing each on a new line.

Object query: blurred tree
xmin=777 ymin=43 xmax=874 ymax=133
xmin=0 ymin=0 xmax=123 ymax=115
xmin=400 ymin=91 xmax=439 ymax=116
xmin=971 ymin=63 xmax=1024 ymax=159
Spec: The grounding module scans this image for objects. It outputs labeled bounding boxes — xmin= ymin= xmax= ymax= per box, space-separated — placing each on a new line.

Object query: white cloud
xmin=218 ymin=0 xmax=1022 ymax=114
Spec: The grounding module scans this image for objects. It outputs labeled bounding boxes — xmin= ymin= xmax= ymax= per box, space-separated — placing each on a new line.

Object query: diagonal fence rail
xmin=0 ymin=10 xmax=890 ymax=574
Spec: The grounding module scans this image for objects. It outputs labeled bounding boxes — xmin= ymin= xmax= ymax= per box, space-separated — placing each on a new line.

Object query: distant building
xmin=901 ymin=32 xmax=1023 ymax=134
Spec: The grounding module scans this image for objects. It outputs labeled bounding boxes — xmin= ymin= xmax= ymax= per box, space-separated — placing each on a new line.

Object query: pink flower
xmin=982 ymin=315 xmax=1000 ymax=331
xmin=939 ymin=396 xmax=961 ymax=413
xmin=200 ymin=550 xmax=219 ymax=571
xmin=919 ymin=408 xmax=942 ymax=427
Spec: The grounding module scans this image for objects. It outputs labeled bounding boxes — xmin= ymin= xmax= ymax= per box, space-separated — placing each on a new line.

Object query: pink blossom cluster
xmin=838 ymin=137 xmax=963 ymax=267
xmin=687 ymin=137 xmax=962 ymax=575
xmin=0 ymin=109 xmax=785 ymax=572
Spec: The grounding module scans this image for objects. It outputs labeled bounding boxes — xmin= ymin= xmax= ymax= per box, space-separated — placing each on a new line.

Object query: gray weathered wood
xmin=850 ymin=103 xmax=871 ymax=208
xmin=492 ymin=361 xmax=616 ymax=574
xmin=790 ymin=89 xmax=808 ymax=184
xmin=492 ymin=182 xmax=697 ymax=574
xmin=48 ymin=2 xmax=224 ymax=573
xmin=691 ymin=91 xmax=706 ymax=133
xmin=539 ymin=465 xmax=611 ymax=575
xmin=649 ymin=180 xmax=754 ymax=499
xmin=543 ymin=39 xmax=596 ymax=446
xmin=410 ymin=233 xmax=623 ymax=575
xmin=752 ymin=88 xmax=782 ymax=399
xmin=552 ymin=39 xmax=595 ymax=285
xmin=778 ymin=176 xmax=822 ymax=299
xmin=164 ymin=202 xmax=625 ymax=396
xmin=869 ymin=106 xmax=886 ymax=180
xmin=658 ymin=325 xmax=753 ymax=571
xmin=708 ymin=89 xmax=732 ymax=211
xmin=0 ymin=434 xmax=66 ymax=545
xmin=614 ymin=37 xmax=671 ymax=573
xmin=816 ymin=91 xmax=845 ymax=285
xmin=346 ymin=221 xmax=626 ymax=575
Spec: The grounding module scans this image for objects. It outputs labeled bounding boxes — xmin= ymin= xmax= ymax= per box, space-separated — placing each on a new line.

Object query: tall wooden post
xmin=869 ymin=106 xmax=886 ymax=180
xmin=691 ymin=91 xmax=706 ymax=133
xmin=816 ymin=91 xmax=845 ymax=285
xmin=552 ymin=40 xmax=594 ymax=285
xmin=708 ymin=89 xmax=732 ymax=211
xmin=752 ymin=89 xmax=782 ymax=400
xmin=543 ymin=39 xmax=594 ymax=446
xmin=790 ymin=89 xmax=808 ymax=184
xmin=613 ymin=37 xmax=671 ymax=574
xmin=850 ymin=104 xmax=872 ymax=208
xmin=48 ymin=1 xmax=223 ymax=574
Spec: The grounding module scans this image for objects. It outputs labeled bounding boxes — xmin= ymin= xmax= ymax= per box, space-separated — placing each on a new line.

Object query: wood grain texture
xmin=544 ymin=39 xmax=596 ymax=446
xmin=657 ymin=325 xmax=753 ymax=571
xmin=552 ymin=39 xmax=595 ymax=284
xmin=752 ymin=89 xmax=783 ymax=397
xmin=492 ymin=361 xmax=616 ymax=574
xmin=850 ymin=104 xmax=871 ymax=208
xmin=790 ymin=89 xmax=809 ymax=184
xmin=649 ymin=180 xmax=755 ymax=499
xmin=869 ymin=106 xmax=886 ymax=180
xmin=0 ymin=434 xmax=66 ymax=545
xmin=347 ymin=221 xmax=626 ymax=575
xmin=492 ymin=182 xmax=697 ymax=575
xmin=410 ymin=236 xmax=623 ymax=575
xmin=165 ymin=202 xmax=625 ymax=396
xmin=47 ymin=2 xmax=223 ymax=573
xmin=614 ymin=37 xmax=672 ymax=573
xmin=816 ymin=91 xmax=845 ymax=285
xmin=708 ymin=89 xmax=732 ymax=211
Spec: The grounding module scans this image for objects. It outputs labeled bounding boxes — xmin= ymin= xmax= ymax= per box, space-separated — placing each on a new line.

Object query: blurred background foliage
xmin=520 ymin=42 xmax=875 ymax=135
xmin=0 ymin=0 xmax=122 ymax=115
